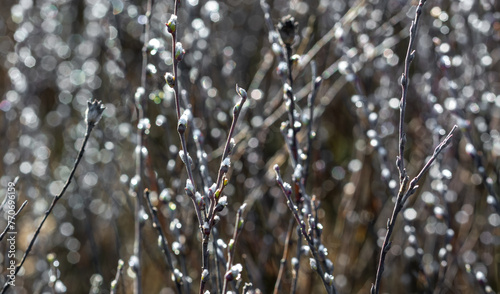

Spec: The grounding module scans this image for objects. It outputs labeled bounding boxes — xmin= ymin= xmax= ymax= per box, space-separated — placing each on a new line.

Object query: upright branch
xmin=131 ymin=0 xmax=154 ymax=292
xmin=261 ymin=4 xmax=333 ymax=292
xmin=274 ymin=166 xmax=336 ymax=294
xmin=165 ymin=3 xmax=250 ymax=292
xmin=199 ymin=86 xmax=249 ymax=294
xmin=278 ymin=15 xmax=299 ymax=165
xmin=303 ymin=63 xmax=322 ymax=185
xmin=166 ymin=11 xmax=205 ymax=290
xmin=371 ymin=126 xmax=456 ymax=294
xmin=277 ymin=15 xmax=298 ymax=88
xmin=222 ymin=203 xmax=247 ymax=293
xmin=273 ymin=219 xmax=294 ymax=294
xmin=261 ymin=2 xmax=301 ymax=165
xmin=397 ymin=0 xmax=427 ymax=183
xmin=283 ymin=85 xmax=299 ymax=166
xmin=144 ymin=190 xmax=183 ymax=293
xmin=165 ymin=0 xmax=202 ymax=232
xmin=1 ymin=100 xmax=105 ymax=294
xmin=370 ymin=1 xmax=458 ymax=293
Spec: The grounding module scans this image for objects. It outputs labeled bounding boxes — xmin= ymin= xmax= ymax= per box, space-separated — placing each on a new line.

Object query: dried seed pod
xmin=277 ymin=15 xmax=298 ymax=46
xmin=85 ymin=100 xmax=106 ymax=126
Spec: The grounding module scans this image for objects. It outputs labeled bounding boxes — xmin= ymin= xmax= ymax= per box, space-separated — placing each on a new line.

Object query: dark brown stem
xmin=274 ymin=166 xmax=335 ymax=294
xmin=284 ymin=82 xmax=299 ymax=166
xmin=199 ymin=237 xmax=210 ymax=294
xmin=1 ymin=123 xmax=97 ymax=293
xmin=212 ymin=229 xmax=222 ymax=294
xmin=273 ymin=219 xmax=294 ymax=294
xmin=221 ymin=204 xmax=246 ymax=293
xmin=397 ymin=0 xmax=427 ymax=182
xmin=371 ymin=2 xmax=428 ymax=293
xmin=168 ymin=0 xmax=203 ymax=233
xmin=144 ymin=190 xmax=183 ymax=293
xmin=286 ymin=44 xmax=294 ymax=88
xmin=303 ymin=63 xmax=322 ymax=186
xmin=201 ymin=86 xmax=248 ymax=294
xmin=291 ymin=225 xmax=302 ymax=294
xmin=372 ymin=126 xmax=456 ymax=294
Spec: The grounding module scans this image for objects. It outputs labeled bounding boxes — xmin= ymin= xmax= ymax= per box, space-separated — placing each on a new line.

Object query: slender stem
xmin=286 ymin=44 xmax=294 ymax=88
xmin=168 ymin=0 xmax=203 ymax=232
xmin=274 ymin=166 xmax=334 ymax=294
xmin=213 ymin=229 xmax=222 ymax=294
xmin=201 ymin=87 xmax=248 ymax=294
xmin=371 ymin=178 xmax=407 ymax=294
xmin=141 ymin=0 xmax=153 ymax=99
xmin=371 ymin=2 xmax=428 ymax=293
xmin=167 ymin=2 xmax=217 ymax=292
xmin=172 ymin=1 xmax=180 ymax=119
xmin=133 ymin=0 xmax=153 ymax=292
xmin=169 ymin=0 xmax=196 ymax=187
xmin=303 ymin=64 xmax=322 ymax=186
xmin=397 ymin=0 xmax=427 ymax=182
xmin=1 ymin=123 xmax=97 ymax=293
xmin=284 ymin=80 xmax=299 ymax=166
xmin=200 ymin=238 xmax=210 ymax=294
xmin=215 ymin=86 xmax=248 ymax=189
xmin=372 ymin=126 xmax=456 ymax=294
xmin=110 ymin=259 xmax=124 ymax=294
xmin=291 ymin=226 xmax=302 ymax=294
xmin=263 ymin=7 xmax=333 ymax=292
xmin=144 ymin=190 xmax=183 ymax=293
xmin=274 ymin=219 xmax=294 ymax=294
xmin=221 ymin=204 xmax=246 ymax=293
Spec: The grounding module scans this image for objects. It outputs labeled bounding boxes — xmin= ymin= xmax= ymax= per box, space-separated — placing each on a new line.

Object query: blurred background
xmin=0 ymin=0 xmax=499 ymax=293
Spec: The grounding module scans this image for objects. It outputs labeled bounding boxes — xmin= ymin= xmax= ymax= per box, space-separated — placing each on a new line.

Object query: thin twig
xmin=144 ymin=190 xmax=183 ymax=293
xmin=371 ymin=1 xmax=429 ymax=293
xmin=221 ymin=203 xmax=247 ymax=293
xmin=110 ymin=259 xmax=124 ymax=294
xmin=201 ymin=86 xmax=248 ymax=294
xmin=1 ymin=101 xmax=104 ymax=293
xmin=274 ymin=166 xmax=335 ymax=294
xmin=371 ymin=124 xmax=457 ymax=293
xmin=291 ymin=225 xmax=302 ymax=294
xmin=302 ymin=63 xmax=322 ymax=186
xmin=396 ymin=0 xmax=427 ymax=181
xmin=273 ymin=218 xmax=294 ymax=294
xmin=213 ymin=229 xmax=222 ymax=294
xmin=262 ymin=5 xmax=334 ymax=292
xmin=166 ymin=0 xmax=204 ymax=236
xmin=131 ymin=0 xmax=154 ymax=292
xmin=166 ymin=3 xmax=251 ymax=293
